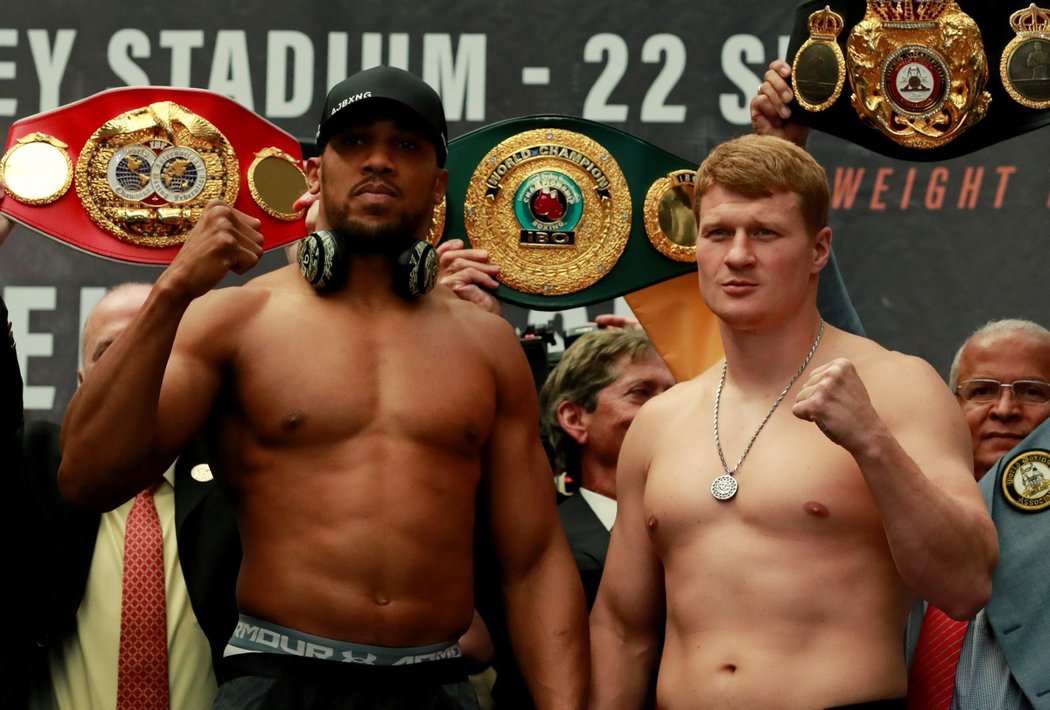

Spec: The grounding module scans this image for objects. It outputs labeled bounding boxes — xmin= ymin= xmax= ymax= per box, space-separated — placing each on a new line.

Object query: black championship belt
xmin=787 ymin=0 xmax=1050 ymax=160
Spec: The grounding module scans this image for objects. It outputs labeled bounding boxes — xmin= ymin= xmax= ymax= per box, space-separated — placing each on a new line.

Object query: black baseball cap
xmin=316 ymin=65 xmax=448 ymax=166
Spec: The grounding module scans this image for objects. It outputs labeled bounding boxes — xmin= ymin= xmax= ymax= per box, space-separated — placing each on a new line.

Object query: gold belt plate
xmin=845 ymin=0 xmax=991 ymax=149
xmin=463 ymin=128 xmax=631 ymax=296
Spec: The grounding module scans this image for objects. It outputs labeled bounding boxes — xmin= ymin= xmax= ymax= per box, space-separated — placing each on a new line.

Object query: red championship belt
xmin=0 ymin=87 xmax=308 ymax=264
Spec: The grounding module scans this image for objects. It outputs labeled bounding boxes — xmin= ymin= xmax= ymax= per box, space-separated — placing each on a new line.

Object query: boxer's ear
xmin=811 ymin=226 xmax=831 ymax=274
xmin=305 ymin=156 xmax=322 ymax=194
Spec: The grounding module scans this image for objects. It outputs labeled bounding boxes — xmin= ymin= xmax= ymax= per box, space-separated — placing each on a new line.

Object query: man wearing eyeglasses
xmin=907 ymin=318 xmax=1050 ymax=710
xmin=950 ymin=320 xmax=1050 ymax=480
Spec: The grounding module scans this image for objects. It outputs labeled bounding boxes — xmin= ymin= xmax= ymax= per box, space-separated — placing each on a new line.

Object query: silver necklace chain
xmin=711 ymin=319 xmax=825 ymax=500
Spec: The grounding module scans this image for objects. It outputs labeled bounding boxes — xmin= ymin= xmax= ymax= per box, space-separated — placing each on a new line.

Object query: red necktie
xmin=116 ymin=488 xmax=170 ymax=710
xmin=907 ymin=605 xmax=968 ymax=710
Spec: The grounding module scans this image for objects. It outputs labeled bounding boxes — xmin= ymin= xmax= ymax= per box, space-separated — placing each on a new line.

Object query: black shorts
xmin=826 ymin=699 xmax=906 ymax=710
xmin=214 ymin=653 xmax=478 ymax=710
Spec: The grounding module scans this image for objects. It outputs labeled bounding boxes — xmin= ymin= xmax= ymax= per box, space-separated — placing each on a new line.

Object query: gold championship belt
xmin=786 ymin=1 xmax=1050 ymax=160
xmin=846 ymin=0 xmax=990 ymax=150
xmin=643 ymin=169 xmax=698 ymax=264
xmin=463 ymin=128 xmax=632 ymax=297
xmin=1 ymin=87 xmax=307 ymax=264
xmin=445 ymin=116 xmax=700 ymax=310
xmin=75 ymin=101 xmax=241 ymax=248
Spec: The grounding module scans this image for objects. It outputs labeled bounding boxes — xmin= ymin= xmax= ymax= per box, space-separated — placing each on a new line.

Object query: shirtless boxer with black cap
xmin=60 ymin=65 xmax=588 ymax=709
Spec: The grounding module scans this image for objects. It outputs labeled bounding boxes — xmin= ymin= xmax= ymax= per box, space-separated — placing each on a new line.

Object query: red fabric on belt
xmin=1 ymin=86 xmax=307 ymax=265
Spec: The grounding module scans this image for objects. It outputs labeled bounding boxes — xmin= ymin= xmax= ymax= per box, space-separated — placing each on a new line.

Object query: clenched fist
xmin=792 ymin=357 xmax=884 ymax=453
xmin=161 ymin=200 xmax=264 ymax=302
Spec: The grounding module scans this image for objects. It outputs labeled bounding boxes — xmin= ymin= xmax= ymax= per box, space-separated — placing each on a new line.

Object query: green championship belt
xmin=444 ymin=115 xmax=698 ymax=311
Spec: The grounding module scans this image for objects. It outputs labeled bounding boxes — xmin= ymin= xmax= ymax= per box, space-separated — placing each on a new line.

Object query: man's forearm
xmin=588 ymin=610 xmax=660 ymax=709
xmin=503 ymin=548 xmax=590 ymax=709
xmin=59 ymin=283 xmax=191 ymax=509
xmin=855 ymin=428 xmax=997 ymax=618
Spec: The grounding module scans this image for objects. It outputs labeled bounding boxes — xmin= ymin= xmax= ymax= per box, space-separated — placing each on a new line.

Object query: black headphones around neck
xmin=296 ymin=230 xmax=438 ymax=299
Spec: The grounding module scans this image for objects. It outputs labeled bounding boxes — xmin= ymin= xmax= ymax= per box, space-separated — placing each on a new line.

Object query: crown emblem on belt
xmin=1012 ymin=3 xmax=1050 ymax=34
xmin=1001 ymin=3 xmax=1050 ymax=109
xmin=870 ymin=0 xmax=947 ymax=24
xmin=808 ymin=6 xmax=845 ymax=38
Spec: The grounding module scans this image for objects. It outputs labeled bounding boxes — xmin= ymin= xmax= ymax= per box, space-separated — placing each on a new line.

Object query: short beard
xmin=326 ymin=204 xmax=432 ymax=259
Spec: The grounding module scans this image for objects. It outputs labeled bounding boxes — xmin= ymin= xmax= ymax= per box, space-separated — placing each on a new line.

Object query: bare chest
xmin=644 ymin=410 xmax=886 ymax=552
xmin=223 ymin=306 xmax=496 ymax=451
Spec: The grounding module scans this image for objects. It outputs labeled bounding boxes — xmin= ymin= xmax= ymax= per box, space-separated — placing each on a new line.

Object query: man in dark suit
xmin=435 ymin=197 xmax=676 ymax=705
xmin=2 ymin=288 xmax=39 ymax=710
xmin=10 ymin=282 xmax=241 ymax=709
xmin=469 ymin=328 xmax=673 ymax=709
xmin=539 ymin=328 xmax=674 ymax=608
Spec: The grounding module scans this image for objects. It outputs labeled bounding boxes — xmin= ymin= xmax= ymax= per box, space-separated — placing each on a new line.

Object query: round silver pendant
xmin=711 ymin=474 xmax=738 ymax=501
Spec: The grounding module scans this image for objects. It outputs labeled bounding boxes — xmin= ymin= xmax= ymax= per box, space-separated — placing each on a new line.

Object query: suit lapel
xmin=173 ymin=443 xmax=213 ymax=534
xmin=559 ymin=494 xmax=611 ymax=565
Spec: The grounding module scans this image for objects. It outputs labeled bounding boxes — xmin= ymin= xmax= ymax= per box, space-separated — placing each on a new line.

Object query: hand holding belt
xmin=1 ymin=86 xmax=308 ymax=264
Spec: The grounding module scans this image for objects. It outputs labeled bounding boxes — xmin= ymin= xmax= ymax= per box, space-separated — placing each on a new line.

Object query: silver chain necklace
xmin=710 ymin=319 xmax=825 ymax=501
